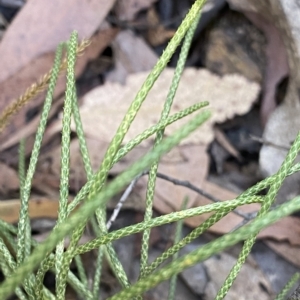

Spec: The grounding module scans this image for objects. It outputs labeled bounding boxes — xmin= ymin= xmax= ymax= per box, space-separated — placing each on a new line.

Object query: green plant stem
xmin=55 ymin=33 xmax=77 ymax=300
xmin=140 ymin=8 xmax=202 ymax=277
xmin=168 ymin=198 xmax=187 ymax=300
xmin=16 ymin=43 xmax=63 ymax=267
xmin=65 ymin=0 xmax=207 ymax=290
xmin=216 ymin=131 xmax=300 ymax=299
xmin=67 ymin=102 xmax=208 ymax=215
xmin=276 ymin=273 xmax=300 ymax=300
xmin=75 ymin=195 xmax=260 ymax=256
xmin=143 ymin=207 xmax=233 ymax=277
xmin=10 ymin=194 xmax=260 ymax=283
xmin=0 ymin=109 xmax=210 ymax=299
xmin=108 ymin=196 xmax=300 ymax=299
xmin=0 ymin=238 xmax=28 ymax=300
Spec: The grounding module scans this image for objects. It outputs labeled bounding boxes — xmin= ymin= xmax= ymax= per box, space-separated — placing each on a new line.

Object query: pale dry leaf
xmin=113 ymin=0 xmax=157 ymax=21
xmin=78 ymin=68 xmax=260 ymax=146
xmin=0 ymin=0 xmax=117 ymax=149
xmin=259 ymin=215 xmax=300 ymax=246
xmin=265 ymin=240 xmax=300 ymax=268
xmin=204 ymin=252 xmax=273 ymax=299
xmin=0 ymin=26 xmax=119 ymax=149
xmin=0 ymin=0 xmax=116 ymax=82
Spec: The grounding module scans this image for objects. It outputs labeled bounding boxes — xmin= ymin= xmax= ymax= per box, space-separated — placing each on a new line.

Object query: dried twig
xmin=250 ymin=134 xmax=290 ymax=151
xmin=106 ymin=172 xmax=146 ymax=230
xmin=155 ymin=172 xmax=255 ymax=220
xmin=107 ymin=170 xmax=257 ymax=228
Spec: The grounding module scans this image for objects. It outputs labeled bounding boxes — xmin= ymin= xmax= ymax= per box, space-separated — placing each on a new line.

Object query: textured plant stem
xmin=140 ymin=8 xmax=202 ymax=277
xmin=55 ymin=33 xmax=78 ymax=300
xmin=168 ymin=198 xmax=187 ymax=300
xmin=277 ymin=273 xmax=300 ymax=300
xmin=216 ymin=131 xmax=300 ymax=299
xmin=108 ymin=196 xmax=300 ymax=299
xmin=0 ymin=109 xmax=210 ymax=299
xmin=16 ymin=43 xmax=63 ymax=269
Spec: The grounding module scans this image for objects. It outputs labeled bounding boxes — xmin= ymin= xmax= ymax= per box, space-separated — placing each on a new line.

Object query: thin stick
xmin=106 ymin=172 xmax=146 ymax=230
xmin=155 ymin=172 xmax=256 ymax=220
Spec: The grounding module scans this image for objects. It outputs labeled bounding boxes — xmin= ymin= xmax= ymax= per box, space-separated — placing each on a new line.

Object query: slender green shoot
xmin=168 ymin=198 xmax=188 ymax=300
xmin=140 ymin=9 xmax=202 ymax=276
xmin=1 ymin=0 xmax=300 ymax=299
xmin=16 ymin=43 xmax=63 ymax=267
xmin=275 ymin=273 xmax=300 ymax=300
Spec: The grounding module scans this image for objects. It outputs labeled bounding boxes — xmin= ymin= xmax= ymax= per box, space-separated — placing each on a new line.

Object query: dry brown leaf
xmin=204 ymin=251 xmax=273 ymax=299
xmin=245 ymin=12 xmax=289 ymax=125
xmin=259 ymin=216 xmax=300 ymax=246
xmin=0 ymin=0 xmax=118 ymax=150
xmin=114 ymin=0 xmax=157 ymax=21
xmin=36 ymin=137 xmax=110 ymax=192
xmin=78 ymin=68 xmax=260 ymax=146
xmin=0 ymin=0 xmax=116 ymax=83
xmin=152 ymin=145 xmax=209 ymax=212
xmin=146 ymin=6 xmax=176 ymax=47
xmin=265 ymin=240 xmax=300 ymax=268
xmin=0 ymin=162 xmax=19 ymax=194
xmin=227 ymin=0 xmax=289 ymax=125
xmin=0 ymin=26 xmax=119 ymax=151
xmin=0 ymin=197 xmax=65 ymax=223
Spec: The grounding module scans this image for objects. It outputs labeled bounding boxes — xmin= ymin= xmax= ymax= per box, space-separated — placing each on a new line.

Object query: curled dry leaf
xmin=78 ymin=68 xmax=260 ymax=146
xmin=265 ymin=240 xmax=300 ymax=268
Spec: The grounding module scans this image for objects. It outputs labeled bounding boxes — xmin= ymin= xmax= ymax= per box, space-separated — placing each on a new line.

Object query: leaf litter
xmin=0 ymin=0 xmax=300 ymax=298
xmin=35 ymin=64 xmax=300 ymax=246
xmin=0 ymin=0 xmax=118 ymax=148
